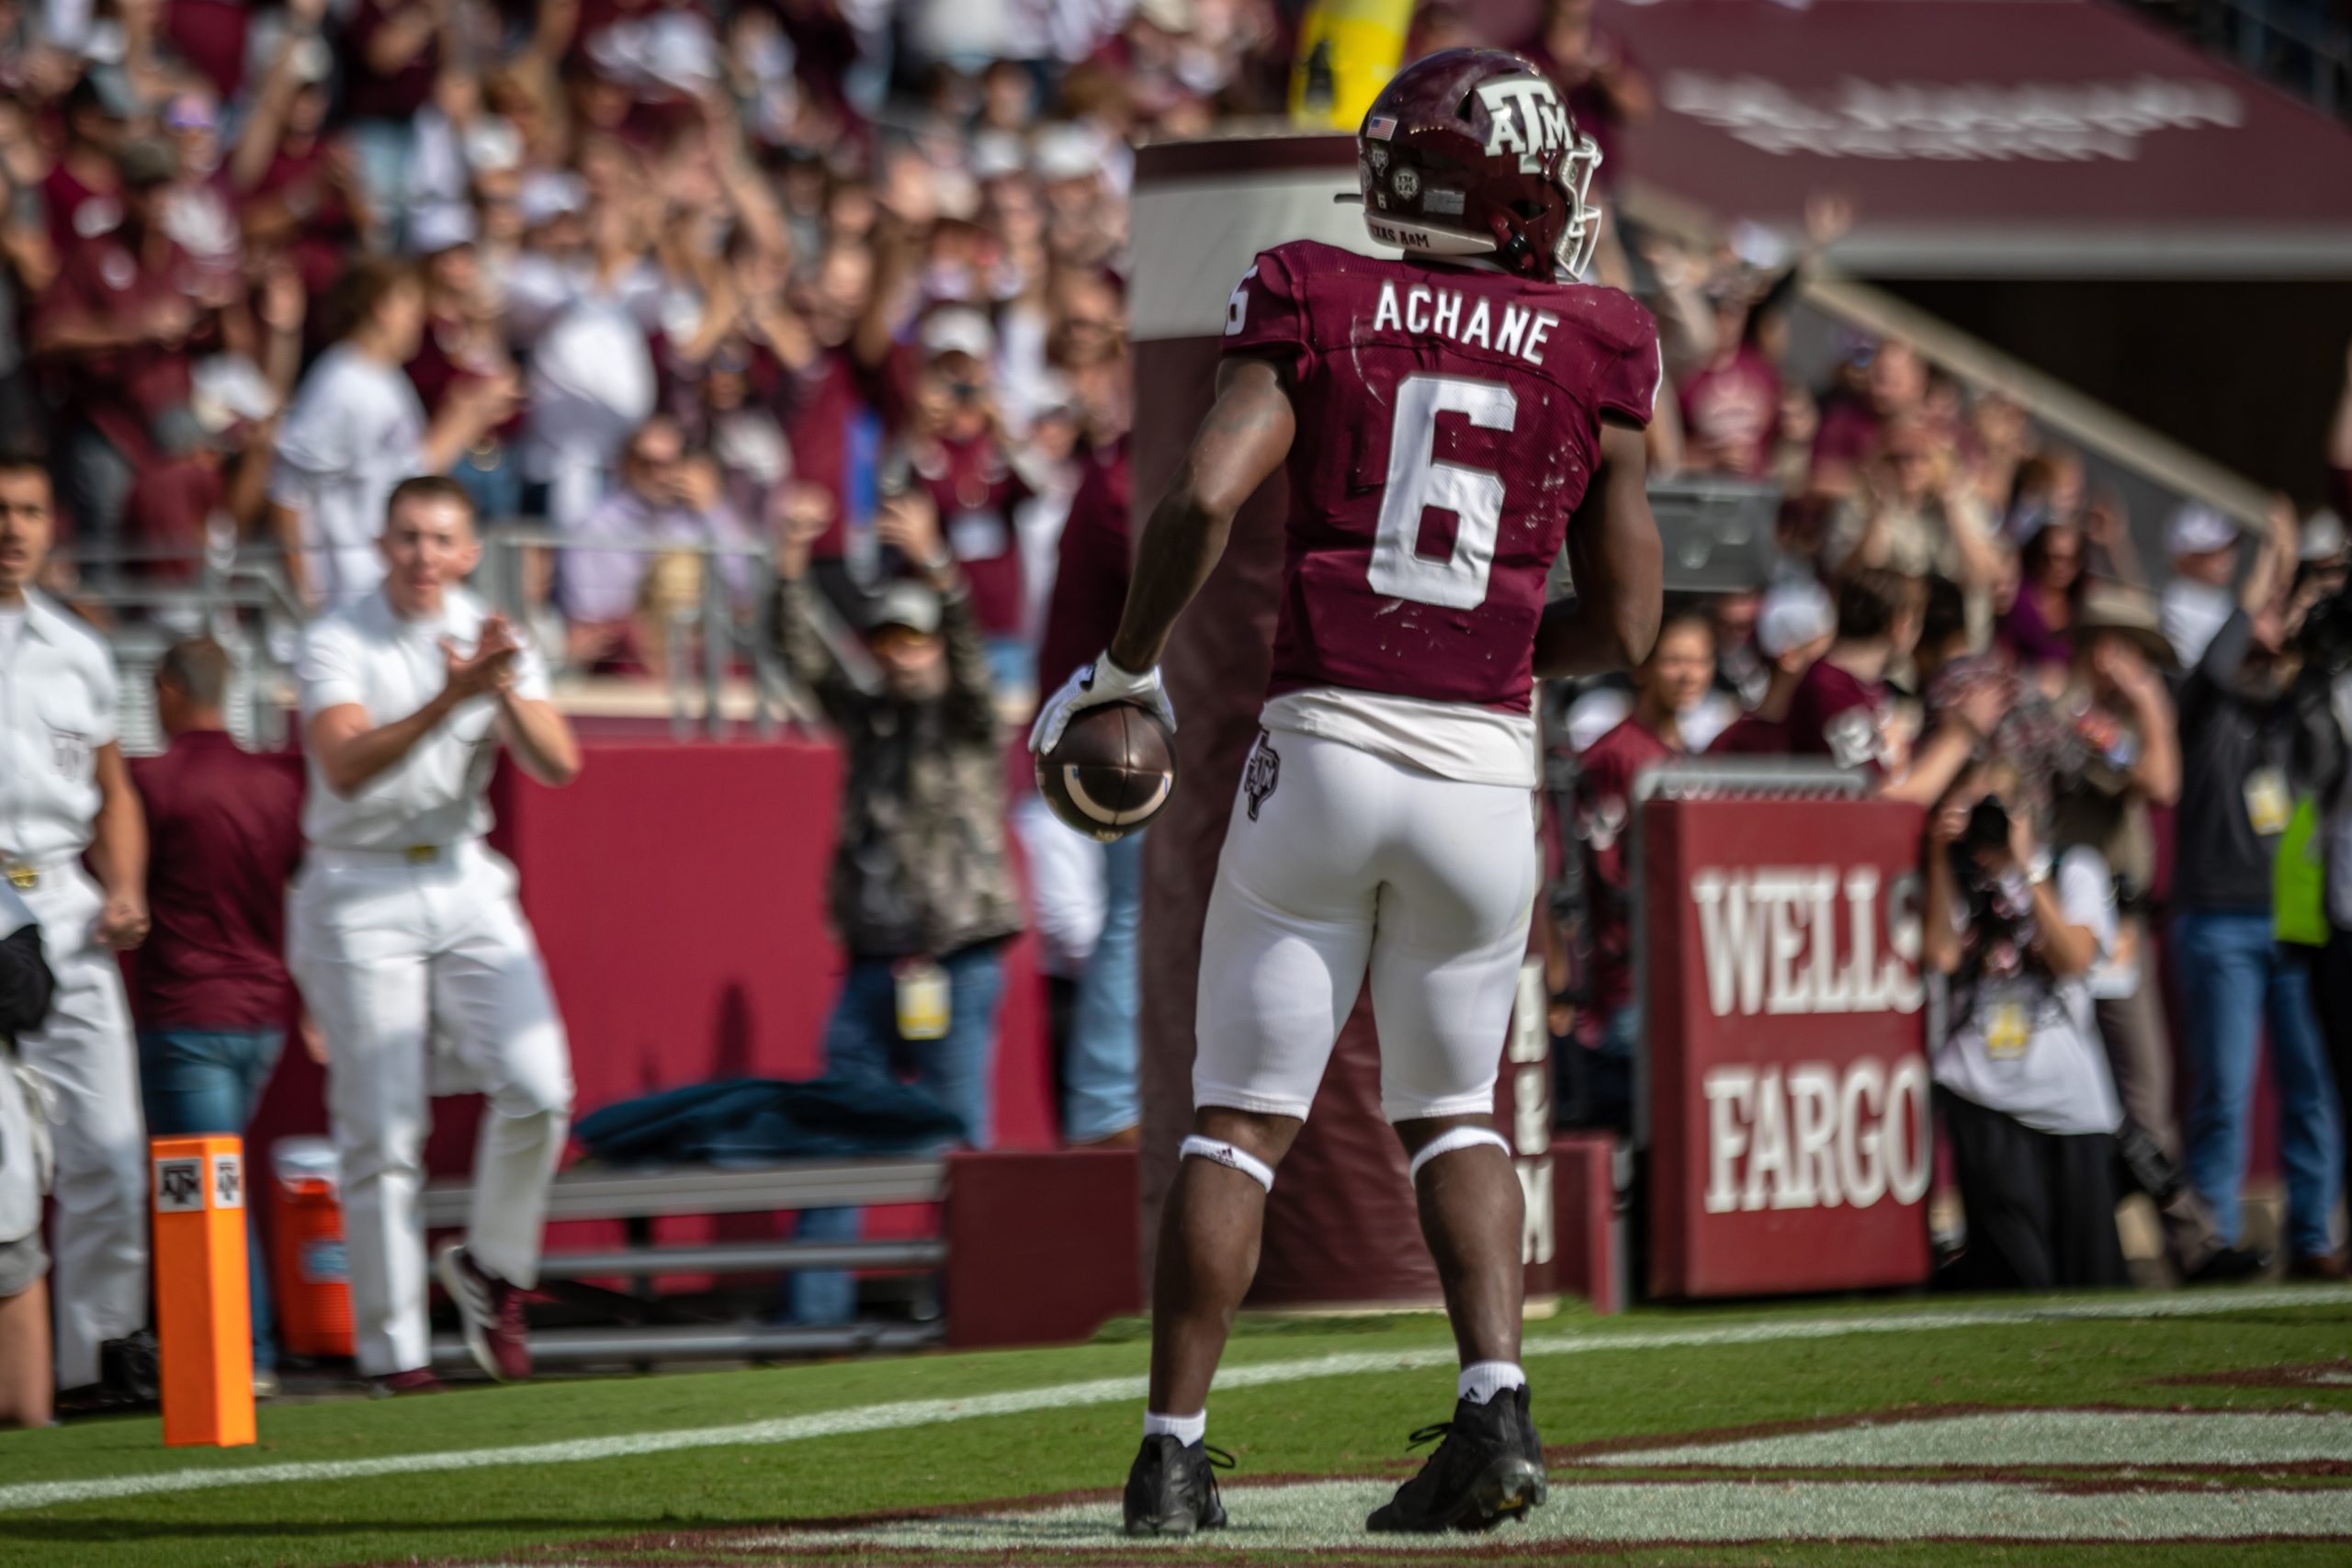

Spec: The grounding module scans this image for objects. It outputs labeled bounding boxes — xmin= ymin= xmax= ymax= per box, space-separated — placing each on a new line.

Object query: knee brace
xmin=1407 ymin=1127 xmax=1511 ymax=1185
xmin=1180 ymin=1134 xmax=1275 ymax=1192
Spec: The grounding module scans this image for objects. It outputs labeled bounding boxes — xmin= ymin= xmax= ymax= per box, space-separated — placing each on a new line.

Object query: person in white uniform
xmin=0 ymin=455 xmax=153 ymax=1397
xmin=288 ymin=475 xmax=581 ymax=1393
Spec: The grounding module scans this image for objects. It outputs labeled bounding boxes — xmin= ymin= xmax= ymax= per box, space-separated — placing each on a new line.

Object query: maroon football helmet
xmin=1352 ymin=50 xmax=1602 ymax=279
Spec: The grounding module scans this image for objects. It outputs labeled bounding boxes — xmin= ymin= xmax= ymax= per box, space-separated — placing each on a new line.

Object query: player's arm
xmin=1110 ymin=355 xmax=1295 ymax=671
xmin=88 ymin=742 xmax=149 ymax=950
xmin=305 ymin=623 xmax=520 ymax=796
xmin=1031 ymin=355 xmax=1295 ymax=752
xmin=495 ymin=693 xmax=582 ymax=789
xmin=1534 ymin=423 xmax=1662 ymax=679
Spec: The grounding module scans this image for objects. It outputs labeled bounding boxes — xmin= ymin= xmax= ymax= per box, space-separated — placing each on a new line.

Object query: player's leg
xmin=432 ymin=852 xmax=574 ymax=1382
xmin=1146 ymin=1106 xmax=1305 ymax=1420
xmin=16 ymin=872 xmax=148 ymax=1393
xmin=288 ymin=864 xmax=435 ymax=1384
xmin=1127 ymin=730 xmax=1382 ymax=1536
xmin=1363 ymin=769 xmax=1543 ymax=1532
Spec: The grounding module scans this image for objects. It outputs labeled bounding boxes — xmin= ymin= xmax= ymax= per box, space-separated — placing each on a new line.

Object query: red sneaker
xmin=436 ymin=1241 xmax=534 ymax=1382
xmin=370 ymin=1368 xmax=447 ymax=1398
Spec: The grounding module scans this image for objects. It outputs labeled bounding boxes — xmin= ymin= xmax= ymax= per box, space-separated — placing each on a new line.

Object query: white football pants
xmin=1194 ymin=730 xmax=1536 ymax=1124
xmin=13 ymin=861 xmax=146 ymax=1389
xmin=287 ymin=841 xmax=572 ymax=1377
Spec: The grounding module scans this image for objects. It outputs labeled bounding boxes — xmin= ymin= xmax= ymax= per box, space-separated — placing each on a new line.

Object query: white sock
xmin=1458 ymin=1361 xmax=1527 ymax=1405
xmin=1143 ymin=1409 xmax=1207 ymax=1446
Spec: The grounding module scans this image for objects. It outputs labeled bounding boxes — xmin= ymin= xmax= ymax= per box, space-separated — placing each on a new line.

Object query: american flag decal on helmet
xmin=1365 ymin=114 xmax=1397 ymax=140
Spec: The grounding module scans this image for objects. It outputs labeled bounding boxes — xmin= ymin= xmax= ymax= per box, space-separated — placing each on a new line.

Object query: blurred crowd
xmin=0 ymin=0 xmax=1299 ymax=689
xmin=5 ymin=0 xmax=2350 ymax=1416
xmin=1559 ymin=320 xmax=2352 ymax=1289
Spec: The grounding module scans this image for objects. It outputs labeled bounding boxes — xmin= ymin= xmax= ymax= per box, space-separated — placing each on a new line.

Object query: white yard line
xmin=4 ymin=1284 xmax=2346 ymax=1514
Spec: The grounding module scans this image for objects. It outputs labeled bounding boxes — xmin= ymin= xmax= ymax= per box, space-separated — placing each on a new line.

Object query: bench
xmin=420 ymin=1157 xmax=949 ymax=1366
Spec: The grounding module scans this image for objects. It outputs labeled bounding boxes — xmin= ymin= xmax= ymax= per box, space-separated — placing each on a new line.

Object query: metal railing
xmin=469 ymin=525 xmax=814 ymax=742
xmin=55 ymin=525 xmax=894 ymax=750
xmin=52 ymin=543 xmax=308 ymax=755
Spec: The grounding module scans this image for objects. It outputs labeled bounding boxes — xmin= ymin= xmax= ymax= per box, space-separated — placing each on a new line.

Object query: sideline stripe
xmin=5 ymin=1285 xmax=2346 ymax=1515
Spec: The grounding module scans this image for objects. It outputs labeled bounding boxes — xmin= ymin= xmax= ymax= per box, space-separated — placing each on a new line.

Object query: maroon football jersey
xmin=1785 ymin=657 xmax=1891 ymax=776
xmin=1222 ymin=240 xmax=1658 ymax=714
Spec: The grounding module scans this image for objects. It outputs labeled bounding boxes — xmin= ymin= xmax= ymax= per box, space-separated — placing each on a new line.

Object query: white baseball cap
xmin=1032 ymin=124 xmax=1101 ymax=183
xmin=1756 ymin=579 xmax=1836 ymax=659
xmin=2167 ymin=502 xmax=2238 ymax=558
xmin=406 ymin=202 xmax=479 ymax=256
xmin=518 ymin=171 xmax=586 ymax=228
xmin=920 ymin=307 xmax=995 ymax=364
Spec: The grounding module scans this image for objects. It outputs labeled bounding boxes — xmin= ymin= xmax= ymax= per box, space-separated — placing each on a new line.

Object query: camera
xmin=1962 ymin=795 xmax=2011 ymax=860
xmin=2299 ymin=581 xmax=2352 ymax=675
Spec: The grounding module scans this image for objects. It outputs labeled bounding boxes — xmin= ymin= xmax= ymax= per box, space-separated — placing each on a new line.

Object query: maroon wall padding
xmin=944 ymin=1148 xmax=1140 ymax=1348
xmin=243 ymin=740 xmax=1059 ymax=1282
xmin=1550 ymin=1134 xmax=1620 ymax=1314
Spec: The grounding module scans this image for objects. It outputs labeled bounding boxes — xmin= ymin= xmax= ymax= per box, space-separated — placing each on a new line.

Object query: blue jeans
xmin=984 ymin=638 xmax=1035 ymax=706
xmin=2173 ymin=910 xmax=2344 ymax=1258
xmin=138 ymin=1029 xmax=285 ymax=1371
xmin=1063 ymin=830 xmax=1143 ymax=1144
xmin=787 ymin=946 xmax=1005 ymax=1325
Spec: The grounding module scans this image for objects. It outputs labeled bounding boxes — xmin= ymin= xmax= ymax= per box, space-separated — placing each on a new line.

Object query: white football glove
xmin=1028 ymin=654 xmax=1177 ymax=755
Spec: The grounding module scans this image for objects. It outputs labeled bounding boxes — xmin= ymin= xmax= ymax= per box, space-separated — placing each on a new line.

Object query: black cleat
xmin=1122 ymin=1434 xmax=1234 ymax=1536
xmin=1366 ymin=1386 xmax=1547 ymax=1533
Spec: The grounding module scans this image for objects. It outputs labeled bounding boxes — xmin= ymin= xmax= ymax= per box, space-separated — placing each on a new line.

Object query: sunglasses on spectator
xmin=164 ymin=99 xmax=216 ymax=132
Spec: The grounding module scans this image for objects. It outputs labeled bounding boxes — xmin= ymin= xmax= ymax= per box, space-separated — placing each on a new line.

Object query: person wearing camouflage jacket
xmin=772 ymin=488 xmax=1023 ymax=1322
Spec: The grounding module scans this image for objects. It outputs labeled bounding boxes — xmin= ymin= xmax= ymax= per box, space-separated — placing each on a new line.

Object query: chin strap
xmin=1407 ymin=1127 xmax=1511 ymax=1184
xmin=1180 ymin=1135 xmax=1275 ymax=1192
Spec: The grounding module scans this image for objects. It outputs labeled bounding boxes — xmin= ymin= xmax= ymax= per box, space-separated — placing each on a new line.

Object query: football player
xmin=1031 ymin=50 xmax=1663 ymax=1536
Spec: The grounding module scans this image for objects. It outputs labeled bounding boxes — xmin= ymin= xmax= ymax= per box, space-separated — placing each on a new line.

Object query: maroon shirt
xmin=342 ymin=0 xmax=438 ymax=120
xmin=1784 ymin=657 xmax=1890 ymax=775
xmin=252 ymin=141 xmax=364 ymax=294
xmin=781 ymin=348 xmax=866 ymax=561
xmin=1811 ymin=394 xmax=1882 ymax=479
xmin=164 ymin=0 xmax=253 ymax=98
xmin=1577 ymin=716 xmax=1675 ymax=1013
xmin=1678 ymin=344 xmax=1781 ymax=479
xmin=122 ymin=457 xmax=223 ymax=581
xmin=41 ymin=160 xmax=121 ymax=255
xmin=914 ymin=433 xmax=1031 ymax=640
xmin=1709 ymin=712 xmax=1789 ymax=756
xmin=129 ymin=733 xmax=305 ymax=1029
xmin=1035 ymin=438 xmax=1133 ymax=699
xmin=36 ymin=232 xmax=205 ymax=469
xmin=1222 ymin=239 xmax=1658 ymax=714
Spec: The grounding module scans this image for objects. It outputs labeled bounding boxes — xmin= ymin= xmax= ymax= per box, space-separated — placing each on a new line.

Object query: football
xmin=1037 ymin=700 xmax=1178 ymax=841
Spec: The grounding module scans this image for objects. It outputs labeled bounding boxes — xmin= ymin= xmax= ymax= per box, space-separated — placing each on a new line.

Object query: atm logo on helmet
xmin=1476 ymin=78 xmax=1573 ymax=172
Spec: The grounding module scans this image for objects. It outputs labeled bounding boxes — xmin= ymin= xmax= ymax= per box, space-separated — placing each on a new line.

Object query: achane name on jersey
xmin=1371 ymin=280 xmax=1560 ymax=366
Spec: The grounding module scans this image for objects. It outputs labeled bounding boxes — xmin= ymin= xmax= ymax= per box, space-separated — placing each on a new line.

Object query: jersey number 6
xmin=1368 ymin=374 xmax=1517 ymax=611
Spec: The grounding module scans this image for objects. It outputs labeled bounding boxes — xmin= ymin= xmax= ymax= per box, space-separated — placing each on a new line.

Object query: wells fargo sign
xmin=1642 ymin=796 xmax=1934 ymax=1297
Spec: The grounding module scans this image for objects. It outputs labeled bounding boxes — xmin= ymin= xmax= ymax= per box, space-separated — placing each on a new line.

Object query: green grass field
xmin=5 ymin=1285 xmax=2350 ymax=1567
